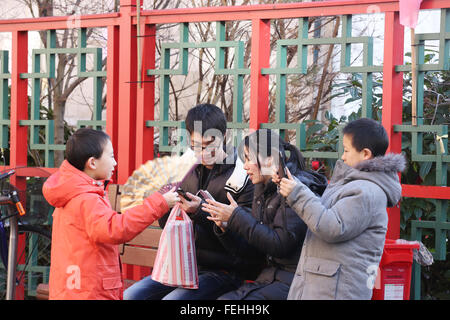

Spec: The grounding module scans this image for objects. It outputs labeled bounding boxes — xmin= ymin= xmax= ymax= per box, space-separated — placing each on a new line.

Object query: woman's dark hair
xmin=65 ymin=128 xmax=110 ymax=171
xmin=342 ymin=118 xmax=389 ymax=157
xmin=238 ymin=129 xmax=305 ymax=176
xmin=185 ymin=104 xmax=227 ymax=136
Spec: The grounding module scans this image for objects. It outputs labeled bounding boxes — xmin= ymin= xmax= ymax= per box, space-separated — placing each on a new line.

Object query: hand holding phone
xmin=177 ymin=188 xmax=188 ymax=199
xmin=277 ymin=151 xmax=287 ymax=179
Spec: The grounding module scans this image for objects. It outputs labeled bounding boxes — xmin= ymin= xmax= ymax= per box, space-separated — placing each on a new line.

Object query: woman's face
xmin=242 ymin=147 xmax=272 ymax=184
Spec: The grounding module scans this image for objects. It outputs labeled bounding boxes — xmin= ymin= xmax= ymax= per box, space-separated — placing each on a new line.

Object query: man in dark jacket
xmin=124 ymin=104 xmax=258 ymax=300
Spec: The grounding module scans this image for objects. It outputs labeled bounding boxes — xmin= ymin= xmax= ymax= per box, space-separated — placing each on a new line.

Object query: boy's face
xmin=341 ymin=134 xmax=372 ymax=168
xmin=91 ymin=139 xmax=117 ymax=180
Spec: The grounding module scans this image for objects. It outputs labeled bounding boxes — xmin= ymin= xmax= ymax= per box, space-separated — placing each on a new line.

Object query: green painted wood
xmin=147 ymin=22 xmax=249 ymax=153
xmin=0 ymin=51 xmax=10 ymax=148
xmin=17 ymin=28 xmax=106 ymax=167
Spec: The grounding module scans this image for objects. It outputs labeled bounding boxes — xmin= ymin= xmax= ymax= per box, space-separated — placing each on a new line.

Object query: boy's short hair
xmin=185 ymin=104 xmax=227 ymax=136
xmin=65 ymin=128 xmax=110 ymax=171
xmin=343 ymin=118 xmax=389 ymax=157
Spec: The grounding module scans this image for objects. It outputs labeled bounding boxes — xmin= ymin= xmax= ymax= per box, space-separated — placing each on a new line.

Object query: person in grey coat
xmin=274 ymin=118 xmax=406 ymax=300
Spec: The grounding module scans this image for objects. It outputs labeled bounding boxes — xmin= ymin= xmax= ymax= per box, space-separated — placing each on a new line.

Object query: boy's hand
xmin=179 ymin=192 xmax=202 ymax=214
xmin=162 ymin=187 xmax=181 ymax=208
xmin=279 ymin=167 xmax=297 ymax=198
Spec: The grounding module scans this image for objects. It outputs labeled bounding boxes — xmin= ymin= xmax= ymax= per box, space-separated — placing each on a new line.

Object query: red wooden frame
xmin=0 ymin=0 xmax=449 ymax=288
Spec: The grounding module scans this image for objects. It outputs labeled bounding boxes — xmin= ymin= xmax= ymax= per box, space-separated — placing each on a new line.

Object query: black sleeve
xmin=213 ymin=207 xmax=264 ymax=260
xmin=228 ymin=204 xmax=307 ymax=258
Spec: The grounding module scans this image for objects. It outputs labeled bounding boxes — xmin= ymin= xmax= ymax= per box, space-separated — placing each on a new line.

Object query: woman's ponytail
xmin=282 ymin=141 xmax=305 ymax=176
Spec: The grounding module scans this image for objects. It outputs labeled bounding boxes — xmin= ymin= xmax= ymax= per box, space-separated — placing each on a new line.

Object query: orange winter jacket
xmin=43 ymin=160 xmax=169 ymax=300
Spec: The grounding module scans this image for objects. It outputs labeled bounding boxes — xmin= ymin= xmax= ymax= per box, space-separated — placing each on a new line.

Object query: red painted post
xmin=118 ymin=0 xmax=138 ymax=281
xmin=117 ymin=0 xmax=137 ymax=185
xmin=10 ymin=30 xmax=28 ymax=300
xmin=382 ymin=11 xmax=404 ymax=239
xmin=249 ymin=19 xmax=271 ymax=131
xmin=106 ymin=25 xmax=120 ymax=183
xmin=133 ymin=22 xmax=156 ymax=281
xmin=135 ymin=23 xmax=156 ymax=168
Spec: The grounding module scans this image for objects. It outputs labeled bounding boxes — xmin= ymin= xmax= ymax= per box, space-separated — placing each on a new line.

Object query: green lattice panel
xmin=394 ymin=124 xmax=450 ymax=299
xmin=0 ymin=50 xmax=10 ymax=149
xmin=261 ymin=15 xmax=380 ymax=142
xmin=147 ymin=22 xmax=249 ymax=153
xmin=18 ymin=29 xmax=106 ymax=167
xmin=390 ymin=9 xmax=450 ymax=300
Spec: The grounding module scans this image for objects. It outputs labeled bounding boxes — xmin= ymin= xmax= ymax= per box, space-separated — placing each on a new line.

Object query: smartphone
xmin=277 ymin=151 xmax=287 ymax=179
xmin=177 ymin=188 xmax=188 ymax=198
xmin=197 ymin=189 xmax=215 ymax=202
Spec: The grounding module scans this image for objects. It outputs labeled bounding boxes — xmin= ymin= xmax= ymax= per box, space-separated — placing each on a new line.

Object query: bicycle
xmin=0 ymin=169 xmax=52 ymax=300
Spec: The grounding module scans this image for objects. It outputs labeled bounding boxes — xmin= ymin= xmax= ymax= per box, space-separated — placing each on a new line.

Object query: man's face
xmin=190 ymin=132 xmax=223 ymax=166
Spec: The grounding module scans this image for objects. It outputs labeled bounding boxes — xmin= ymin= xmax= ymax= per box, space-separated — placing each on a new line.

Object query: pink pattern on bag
xmin=152 ymin=204 xmax=198 ymax=289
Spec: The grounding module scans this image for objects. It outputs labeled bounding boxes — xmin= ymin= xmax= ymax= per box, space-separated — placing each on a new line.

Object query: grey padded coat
xmin=286 ymin=153 xmax=406 ymax=300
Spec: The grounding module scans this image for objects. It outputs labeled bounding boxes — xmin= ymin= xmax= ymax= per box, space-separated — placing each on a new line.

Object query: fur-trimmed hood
xmin=354 ymin=153 xmax=406 ymax=173
xmin=331 ymin=153 xmax=406 ymax=207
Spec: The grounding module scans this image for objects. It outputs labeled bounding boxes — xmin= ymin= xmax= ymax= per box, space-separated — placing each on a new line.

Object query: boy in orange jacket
xmin=43 ymin=128 xmax=179 ymax=300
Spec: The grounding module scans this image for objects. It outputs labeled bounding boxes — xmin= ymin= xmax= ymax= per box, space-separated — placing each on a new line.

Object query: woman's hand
xmin=162 ymin=187 xmax=181 ymax=208
xmin=179 ymin=192 xmax=202 ymax=214
xmin=203 ymin=192 xmax=238 ymax=230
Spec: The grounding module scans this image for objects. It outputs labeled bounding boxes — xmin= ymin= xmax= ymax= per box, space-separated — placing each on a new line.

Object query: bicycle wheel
xmin=0 ymin=224 xmax=51 ymax=300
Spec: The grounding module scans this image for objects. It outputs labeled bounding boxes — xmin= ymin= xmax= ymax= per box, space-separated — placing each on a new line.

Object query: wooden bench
xmin=36 ymin=184 xmax=163 ymax=300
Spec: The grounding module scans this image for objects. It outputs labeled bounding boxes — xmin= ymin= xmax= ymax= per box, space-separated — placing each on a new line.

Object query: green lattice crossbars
xmin=147 ymin=22 xmax=249 ymax=153
xmin=261 ymin=16 xmax=378 ymax=129
xmin=148 ymin=16 xmax=379 ymax=158
xmin=392 ymin=9 xmax=450 ymax=300
xmin=19 ymin=29 xmax=106 ymax=167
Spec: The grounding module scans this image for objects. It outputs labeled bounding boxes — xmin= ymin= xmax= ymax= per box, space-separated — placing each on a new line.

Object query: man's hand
xmin=179 ymin=192 xmax=202 ymax=214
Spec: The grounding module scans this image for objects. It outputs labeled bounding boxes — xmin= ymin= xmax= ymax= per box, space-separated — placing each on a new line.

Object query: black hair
xmin=65 ymin=128 xmax=110 ymax=171
xmin=238 ymin=129 xmax=305 ymax=177
xmin=185 ymin=104 xmax=227 ymax=137
xmin=342 ymin=118 xmax=389 ymax=157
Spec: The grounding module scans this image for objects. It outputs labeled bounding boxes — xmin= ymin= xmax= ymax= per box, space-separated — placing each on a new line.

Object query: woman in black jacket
xmin=203 ymin=129 xmax=327 ymax=300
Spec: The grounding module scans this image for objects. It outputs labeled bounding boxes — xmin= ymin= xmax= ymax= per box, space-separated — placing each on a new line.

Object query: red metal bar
xmin=10 ymin=31 xmax=28 ymax=169
xmin=0 ymin=13 xmax=120 ymax=32
xmin=117 ymin=0 xmax=137 ymax=185
xmin=402 ymin=185 xmax=450 ymax=200
xmin=135 ymin=0 xmax=450 ymax=24
xmin=135 ymin=23 xmax=156 ymax=167
xmin=249 ymin=18 xmax=270 ymax=131
xmin=382 ymin=11 xmax=404 ymax=240
xmin=132 ymin=22 xmax=157 ymax=281
xmin=117 ymin=0 xmax=141 ymax=282
xmin=106 ymin=25 xmax=120 ymax=183
xmin=10 ymin=30 xmax=29 ymax=300
xmin=1 ymin=1 xmax=448 ymax=33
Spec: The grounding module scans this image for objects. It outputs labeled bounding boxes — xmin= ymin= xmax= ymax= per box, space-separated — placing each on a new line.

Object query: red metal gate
xmin=0 ymin=0 xmax=449 ymax=298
